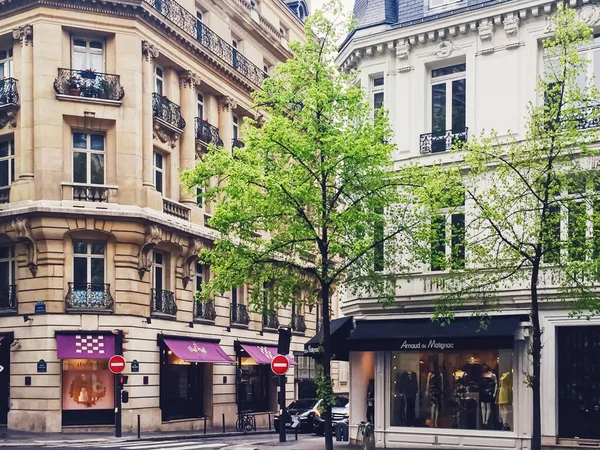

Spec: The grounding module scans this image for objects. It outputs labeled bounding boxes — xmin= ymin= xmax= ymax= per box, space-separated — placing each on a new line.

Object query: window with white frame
xmin=233 ymin=115 xmax=239 ymax=141
xmin=430 ymin=191 xmax=465 ymax=271
xmin=372 ymin=76 xmax=384 ymax=111
xmin=429 ymin=63 xmax=466 ymax=153
xmin=153 ymin=250 xmax=166 ymax=291
xmin=232 ymin=39 xmax=239 ymax=68
xmin=0 ymin=246 xmax=16 ymax=287
xmin=195 ymin=261 xmax=204 ymax=294
xmin=155 ymin=66 xmax=164 ymax=96
xmin=72 ymin=132 xmax=105 ymax=185
xmin=196 ymin=186 xmax=203 ymax=208
xmin=72 ymin=38 xmax=104 ymax=72
xmin=197 ymin=93 xmax=204 ymax=119
xmin=0 ymin=139 xmax=15 ymax=188
xmin=196 ymin=11 xmax=204 ymax=40
xmin=154 ymin=151 xmax=165 ymax=195
xmin=0 ymin=48 xmax=14 ymax=78
xmin=72 ymin=240 xmax=106 ymax=306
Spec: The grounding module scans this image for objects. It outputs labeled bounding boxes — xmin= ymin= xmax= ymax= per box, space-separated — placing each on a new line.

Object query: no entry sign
xmin=271 ymin=354 xmax=289 ymax=375
xmin=109 ymin=355 xmax=126 ymax=374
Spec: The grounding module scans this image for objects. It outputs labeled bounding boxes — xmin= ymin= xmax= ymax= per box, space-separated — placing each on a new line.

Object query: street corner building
xmin=337 ymin=0 xmax=600 ymax=448
xmin=0 ymin=0 xmax=324 ymax=434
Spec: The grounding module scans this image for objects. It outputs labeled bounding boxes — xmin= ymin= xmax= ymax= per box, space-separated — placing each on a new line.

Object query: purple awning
xmin=241 ymin=344 xmax=297 ymax=365
xmin=56 ymin=333 xmax=115 ymax=359
xmin=164 ymin=339 xmax=234 ymax=363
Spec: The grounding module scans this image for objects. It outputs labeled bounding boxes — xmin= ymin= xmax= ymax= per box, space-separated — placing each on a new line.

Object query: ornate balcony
xmin=73 ymin=185 xmax=109 ymax=202
xmin=144 ymin=0 xmax=266 ymax=86
xmin=195 ymin=118 xmax=223 ymax=147
xmin=420 ymin=128 xmax=468 ymax=154
xmin=0 ymin=186 xmax=9 ymax=204
xmin=0 ymin=285 xmax=17 ymax=312
xmin=231 ymin=303 xmax=250 ymax=325
xmin=292 ymin=314 xmax=306 ymax=333
xmin=232 ymin=138 xmax=245 ymax=149
xmin=163 ymin=198 xmax=191 ymax=221
xmin=262 ymin=312 xmax=279 ymax=330
xmin=65 ymin=283 xmax=114 ymax=311
xmin=574 ymin=103 xmax=600 ymax=130
xmin=152 ymin=93 xmax=186 ymax=131
xmin=0 ymin=78 xmax=19 ymax=129
xmin=54 ymin=69 xmax=124 ymax=101
xmin=194 ymin=300 xmax=217 ymax=321
xmin=151 ymin=288 xmax=178 ymax=317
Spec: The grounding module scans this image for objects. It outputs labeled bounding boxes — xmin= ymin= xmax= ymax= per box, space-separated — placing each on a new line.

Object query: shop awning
xmin=349 ymin=315 xmax=527 ymax=351
xmin=304 ymin=317 xmax=354 ymax=361
xmin=56 ymin=333 xmax=115 ymax=359
xmin=241 ymin=344 xmax=297 ymax=365
xmin=163 ymin=338 xmax=234 ymax=363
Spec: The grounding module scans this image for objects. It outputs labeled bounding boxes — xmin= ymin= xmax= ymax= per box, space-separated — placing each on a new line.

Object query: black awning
xmin=349 ymin=315 xmax=527 ymax=352
xmin=304 ymin=317 xmax=354 ymax=361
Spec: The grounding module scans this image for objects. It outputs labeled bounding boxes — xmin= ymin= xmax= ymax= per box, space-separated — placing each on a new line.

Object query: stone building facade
xmin=0 ymin=0 xmax=320 ymax=433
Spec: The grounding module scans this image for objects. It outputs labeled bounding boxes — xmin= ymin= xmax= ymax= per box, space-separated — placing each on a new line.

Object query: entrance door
xmin=0 ymin=336 xmax=10 ymax=425
xmin=558 ymin=326 xmax=600 ymax=439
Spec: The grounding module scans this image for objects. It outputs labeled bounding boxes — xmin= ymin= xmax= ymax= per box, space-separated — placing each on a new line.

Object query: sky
xmin=311 ymin=0 xmax=354 ymax=17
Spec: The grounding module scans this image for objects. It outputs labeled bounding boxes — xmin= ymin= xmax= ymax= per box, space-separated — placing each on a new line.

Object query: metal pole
xmin=137 ymin=414 xmax=140 ymax=439
xmin=222 ymin=413 xmax=225 ymax=433
xmin=268 ymin=412 xmax=271 ymax=431
xmin=115 ymin=330 xmax=123 ymax=438
xmin=279 ymin=374 xmax=286 ymax=443
xmin=204 ymin=415 xmax=207 ymax=434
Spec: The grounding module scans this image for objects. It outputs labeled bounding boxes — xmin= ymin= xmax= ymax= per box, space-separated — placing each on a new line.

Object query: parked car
xmin=313 ymin=396 xmax=349 ymax=435
xmin=274 ymin=398 xmax=322 ymax=433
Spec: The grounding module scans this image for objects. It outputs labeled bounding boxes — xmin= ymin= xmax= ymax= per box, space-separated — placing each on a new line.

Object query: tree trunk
xmin=530 ymin=263 xmax=542 ymax=450
xmin=321 ymin=282 xmax=334 ymax=450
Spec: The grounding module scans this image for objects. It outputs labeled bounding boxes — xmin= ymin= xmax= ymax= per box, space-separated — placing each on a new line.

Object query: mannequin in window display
xmin=480 ymin=364 xmax=498 ymax=428
xmin=496 ymin=370 xmax=513 ymax=430
xmin=453 ymin=366 xmax=468 ymax=428
xmin=427 ymin=364 xmax=443 ymax=427
xmin=366 ymin=379 xmax=375 ymax=424
xmin=399 ymin=370 xmax=419 ymax=426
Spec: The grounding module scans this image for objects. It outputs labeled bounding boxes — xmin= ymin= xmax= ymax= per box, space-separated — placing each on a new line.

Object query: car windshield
xmin=288 ymin=399 xmax=318 ymax=409
xmin=334 ymin=397 xmax=349 ymax=407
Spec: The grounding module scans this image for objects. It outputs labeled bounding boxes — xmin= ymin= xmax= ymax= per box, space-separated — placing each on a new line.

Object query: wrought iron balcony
xmin=65 ymin=283 xmax=114 ymax=311
xmin=54 ymin=69 xmax=124 ymax=101
xmin=73 ymin=185 xmax=109 ymax=202
xmin=232 ymin=138 xmax=245 ymax=149
xmin=0 ymin=186 xmax=9 ymax=204
xmin=574 ymin=103 xmax=600 ymax=130
xmin=152 ymin=93 xmax=186 ymax=130
xmin=194 ymin=300 xmax=217 ymax=321
xmin=420 ymin=128 xmax=468 ymax=154
xmin=292 ymin=314 xmax=306 ymax=333
xmin=195 ymin=118 xmax=223 ymax=147
xmin=231 ymin=303 xmax=250 ymax=325
xmin=262 ymin=312 xmax=279 ymax=330
xmin=163 ymin=198 xmax=191 ymax=221
xmin=144 ymin=0 xmax=266 ymax=86
xmin=151 ymin=288 xmax=178 ymax=316
xmin=0 ymin=285 xmax=17 ymax=312
xmin=0 ymin=78 xmax=18 ymax=107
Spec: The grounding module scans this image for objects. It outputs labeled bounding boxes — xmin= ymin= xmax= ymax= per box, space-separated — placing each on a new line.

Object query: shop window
xmin=0 ymin=48 xmax=13 ymax=78
xmin=72 ymin=132 xmax=105 ymax=185
xmin=154 ymin=151 xmax=165 ymax=195
xmin=72 ymin=37 xmax=104 ymax=72
xmin=72 ymin=240 xmax=106 ymax=306
xmin=389 ymin=348 xmax=514 ymax=430
xmin=237 ymin=357 xmax=272 ymax=412
xmin=155 ymin=65 xmax=164 ymax=96
xmin=0 ymin=139 xmax=15 ymax=188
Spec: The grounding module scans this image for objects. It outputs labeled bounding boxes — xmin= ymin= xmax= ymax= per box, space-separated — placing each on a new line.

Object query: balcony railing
xmin=262 ymin=312 xmax=279 ymax=329
xmin=151 ymin=288 xmax=178 ymax=316
xmin=194 ymin=300 xmax=217 ymax=321
xmin=420 ymin=128 xmax=468 ymax=154
xmin=152 ymin=93 xmax=186 ymax=130
xmin=65 ymin=283 xmax=114 ymax=311
xmin=54 ymin=69 xmax=125 ymax=101
xmin=0 ymin=186 xmax=9 ymax=204
xmin=0 ymin=285 xmax=17 ymax=312
xmin=163 ymin=198 xmax=191 ymax=221
xmin=144 ymin=0 xmax=266 ymax=86
xmin=292 ymin=314 xmax=306 ymax=333
xmin=73 ymin=185 xmax=109 ymax=202
xmin=0 ymin=78 xmax=19 ymax=107
xmin=231 ymin=303 xmax=250 ymax=325
xmin=573 ymin=103 xmax=600 ymax=130
xmin=195 ymin=118 xmax=223 ymax=146
xmin=232 ymin=138 xmax=245 ymax=149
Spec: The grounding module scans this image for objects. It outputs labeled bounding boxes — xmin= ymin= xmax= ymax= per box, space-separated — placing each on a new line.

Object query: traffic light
xmin=121 ymin=390 xmax=129 ymax=403
xmin=118 ymin=375 xmax=128 ymax=388
xmin=277 ymin=328 xmax=291 ymax=355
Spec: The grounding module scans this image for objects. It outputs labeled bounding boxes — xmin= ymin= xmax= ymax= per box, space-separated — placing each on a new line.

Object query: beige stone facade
xmin=0 ymin=0 xmax=321 ymax=433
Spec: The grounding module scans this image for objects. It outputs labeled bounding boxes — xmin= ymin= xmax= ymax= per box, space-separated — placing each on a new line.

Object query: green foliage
xmin=315 ymin=364 xmax=335 ymax=413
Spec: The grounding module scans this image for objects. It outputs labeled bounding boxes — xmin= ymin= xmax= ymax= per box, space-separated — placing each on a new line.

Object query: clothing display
xmin=399 ymin=371 xmax=418 ymax=426
xmin=497 ymin=372 xmax=513 ymax=405
xmin=366 ymin=379 xmax=375 ymax=424
xmin=428 ymin=371 xmax=443 ymax=405
xmin=480 ymin=373 xmax=497 ymax=403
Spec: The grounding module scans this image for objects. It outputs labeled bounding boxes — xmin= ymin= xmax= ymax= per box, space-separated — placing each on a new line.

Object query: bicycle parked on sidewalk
xmin=236 ymin=412 xmax=256 ymax=434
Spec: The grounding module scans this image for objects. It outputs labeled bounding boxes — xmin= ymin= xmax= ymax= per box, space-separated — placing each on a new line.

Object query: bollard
xmin=295 ymin=425 xmax=298 ymax=441
xmin=137 ymin=415 xmax=141 ymax=439
xmin=268 ymin=412 xmax=271 ymax=431
xmin=222 ymin=413 xmax=225 ymax=433
xmin=336 ymin=424 xmax=341 ymax=441
xmin=204 ymin=416 xmax=207 ymax=435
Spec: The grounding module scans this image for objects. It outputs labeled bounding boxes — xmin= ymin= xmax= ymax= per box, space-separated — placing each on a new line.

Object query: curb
xmin=121 ymin=429 xmax=277 ymax=442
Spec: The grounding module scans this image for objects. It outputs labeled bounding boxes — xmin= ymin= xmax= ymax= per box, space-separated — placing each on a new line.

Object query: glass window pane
xmin=154 ymin=252 xmax=163 ymax=265
xmin=73 ymin=133 xmax=87 ymax=149
xmin=154 ymin=266 xmax=163 ymax=291
xmin=73 ymin=152 xmax=87 ymax=183
xmin=432 ymin=84 xmax=446 ymax=133
xmin=91 ymin=243 xmax=105 ymax=255
xmin=452 ymin=79 xmax=466 ymax=133
xmin=74 ymin=256 xmax=88 ymax=284
xmin=594 ymin=50 xmax=600 ymax=92
xmin=155 ymin=170 xmax=163 ymax=194
xmin=0 ymin=160 xmax=8 ymax=187
xmin=90 ymin=153 xmax=104 ymax=185
xmin=0 ymin=247 xmax=9 ymax=259
xmin=430 ymin=215 xmax=446 ymax=271
xmin=89 ymin=53 xmax=103 ymax=72
xmin=73 ymin=241 xmax=87 ymax=254
xmin=73 ymin=50 xmax=86 ymax=71
xmin=90 ymin=135 xmax=104 ymax=151
xmin=568 ymin=203 xmax=587 ymax=261
xmin=0 ymin=141 xmax=8 ymax=158
xmin=451 ymin=213 xmax=465 ymax=269
xmin=374 ymin=92 xmax=384 ymax=110
xmin=90 ymin=258 xmax=105 ymax=284
xmin=155 ymin=152 xmax=163 ymax=169
xmin=0 ymin=261 xmax=9 ymax=285
xmin=432 ymin=63 xmax=466 ymax=78
xmin=373 ymin=77 xmax=384 ymax=87
xmin=90 ymin=41 xmax=103 ymax=50
xmin=73 ymin=39 xmax=87 ymax=48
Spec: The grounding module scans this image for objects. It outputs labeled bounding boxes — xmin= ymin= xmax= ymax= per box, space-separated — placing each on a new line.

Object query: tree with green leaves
xmin=421 ymin=5 xmax=600 ymax=450
xmin=181 ymin=2 xmax=432 ymax=448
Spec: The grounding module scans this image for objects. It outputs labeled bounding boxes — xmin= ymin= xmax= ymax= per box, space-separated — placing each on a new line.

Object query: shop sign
xmin=37 ymin=359 xmax=47 ymax=373
xmin=131 ymin=360 xmax=139 ymax=373
xmin=34 ymin=301 xmax=46 ymax=314
xmin=400 ymin=339 xmax=456 ymax=350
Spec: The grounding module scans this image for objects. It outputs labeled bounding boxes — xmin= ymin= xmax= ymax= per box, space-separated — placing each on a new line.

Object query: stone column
xmin=217 ymin=96 xmax=236 ymax=153
xmin=179 ymin=70 xmax=201 ymax=206
xmin=141 ymin=41 xmax=159 ymax=189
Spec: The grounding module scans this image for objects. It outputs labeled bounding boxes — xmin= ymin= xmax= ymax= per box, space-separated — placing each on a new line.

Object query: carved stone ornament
xmin=0 ymin=111 xmax=17 ymax=130
xmin=428 ymin=40 xmax=461 ymax=59
xmin=478 ymin=20 xmax=494 ymax=45
xmin=13 ymin=25 xmax=33 ymax=46
xmin=503 ymin=14 xmax=519 ymax=38
xmin=182 ymin=238 xmax=207 ymax=289
xmin=153 ymin=121 xmax=180 ymax=149
xmin=138 ymin=225 xmax=162 ymax=279
xmin=396 ymin=39 xmax=410 ymax=61
xmin=11 ymin=217 xmax=37 ymax=276
xmin=142 ymin=40 xmax=160 ymax=62
xmin=179 ymin=70 xmax=202 ymax=89
xmin=218 ymin=96 xmax=237 ymax=113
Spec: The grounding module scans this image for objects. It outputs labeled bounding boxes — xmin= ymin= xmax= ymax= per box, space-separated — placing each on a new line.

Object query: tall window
xmin=72 ymin=132 xmax=104 ymax=185
xmin=374 ymin=205 xmax=384 ymax=271
xmin=232 ymin=115 xmax=239 ymax=141
xmin=153 ymin=251 xmax=166 ymax=291
xmin=430 ymin=193 xmax=465 ymax=271
xmin=431 ymin=63 xmax=466 ymax=153
xmin=197 ymin=93 xmax=204 ymax=119
xmin=0 ymin=48 xmax=13 ymax=78
xmin=232 ymin=39 xmax=239 ymax=69
xmin=196 ymin=11 xmax=203 ymax=41
xmin=196 ymin=186 xmax=203 ymax=208
xmin=573 ymin=35 xmax=600 ymax=95
xmin=195 ymin=262 xmax=204 ymax=294
xmin=73 ymin=241 xmax=105 ymax=306
xmin=0 ymin=246 xmax=15 ymax=287
xmin=72 ymin=38 xmax=104 ymax=72
xmin=155 ymin=66 xmax=164 ymax=96
xmin=0 ymin=139 xmax=14 ymax=188
xmin=373 ymin=76 xmax=384 ymax=111
xmin=154 ymin=152 xmax=164 ymax=195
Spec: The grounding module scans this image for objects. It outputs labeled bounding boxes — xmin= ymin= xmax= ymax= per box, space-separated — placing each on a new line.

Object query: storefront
xmin=0 ymin=332 xmax=13 ymax=425
xmin=348 ymin=315 xmax=532 ymax=449
xmin=56 ymin=331 xmax=116 ymax=426
xmin=158 ymin=335 xmax=233 ymax=422
xmin=234 ymin=342 xmax=296 ymax=413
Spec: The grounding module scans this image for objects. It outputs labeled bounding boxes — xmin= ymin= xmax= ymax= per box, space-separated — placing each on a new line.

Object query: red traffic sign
xmin=108 ymin=355 xmax=126 ymax=374
xmin=271 ymin=354 xmax=289 ymax=376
